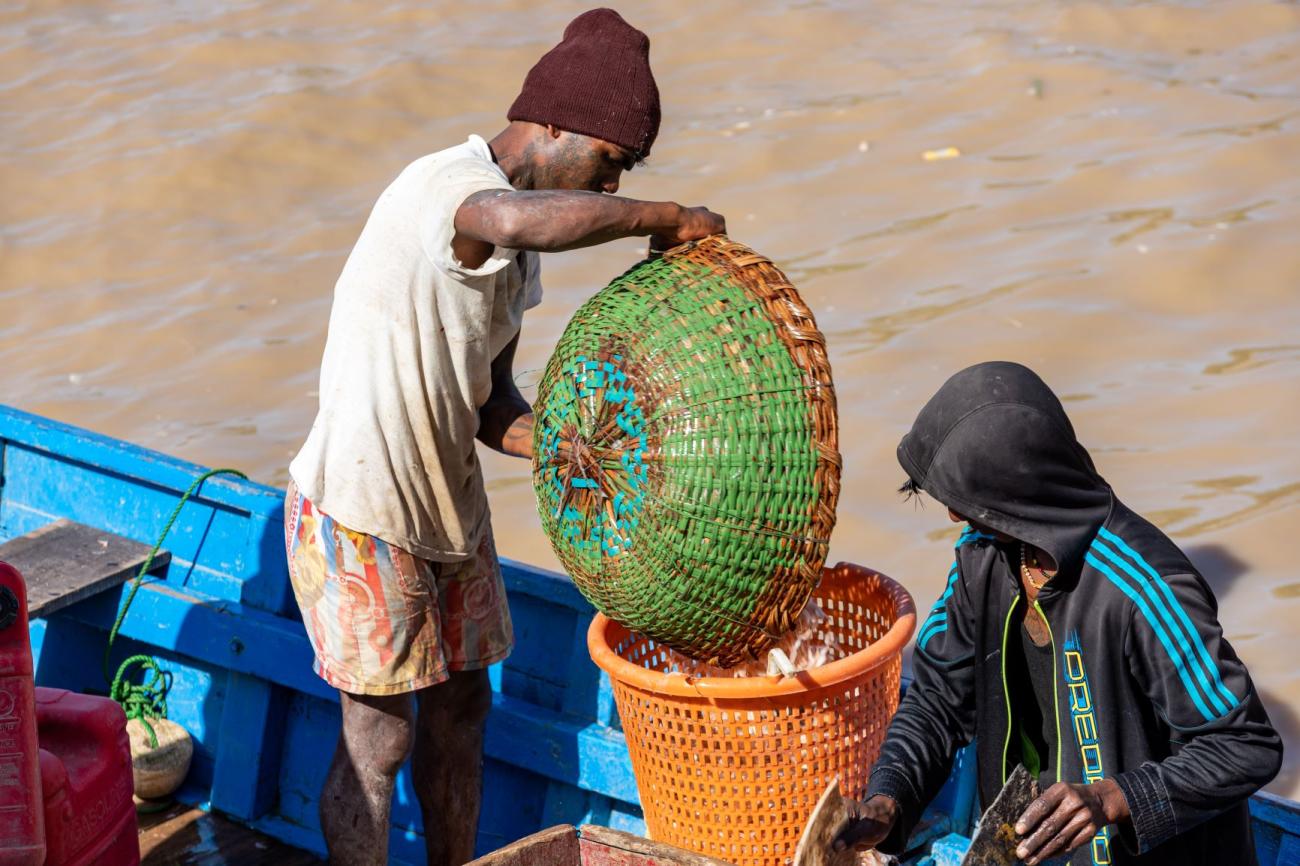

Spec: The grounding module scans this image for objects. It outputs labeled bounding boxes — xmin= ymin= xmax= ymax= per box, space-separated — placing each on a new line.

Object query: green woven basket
xmin=532 ymin=236 xmax=840 ymax=666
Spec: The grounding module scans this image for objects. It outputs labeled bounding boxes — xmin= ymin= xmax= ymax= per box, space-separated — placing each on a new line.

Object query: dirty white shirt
xmin=290 ymin=135 xmax=541 ymax=562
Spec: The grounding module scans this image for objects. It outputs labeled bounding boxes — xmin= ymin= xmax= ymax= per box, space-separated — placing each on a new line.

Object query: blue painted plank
xmin=483 ymin=693 xmax=639 ymax=803
xmin=0 ymin=406 xmax=275 ymax=513
xmin=1255 ymin=825 xmax=1281 ymax=866
xmin=1251 ymin=790 xmax=1300 ymax=833
xmin=1251 ymin=790 xmax=1300 ymax=866
xmin=274 ymin=691 xmax=338 ymax=831
xmin=32 ymin=614 xmax=226 ymax=793
xmin=46 ymin=569 xmax=640 ymax=801
xmin=478 ymin=762 xmax=548 ymax=855
xmin=0 ymin=407 xmax=290 ymax=612
xmin=500 ymin=668 xmax=565 ymax=712
xmin=541 ymin=779 xmax=590 ymax=828
xmin=503 ymin=595 xmax=579 ymax=689
xmin=0 ymin=462 xmax=289 ymax=613
xmin=210 ymin=672 xmax=287 ymax=820
xmin=27 ymin=617 xmax=47 ymax=671
xmin=1277 ymin=834 xmax=1300 ymax=866
xmin=48 ymin=578 xmax=331 ymax=700
xmin=42 ymin=571 xmax=642 ymax=812
xmin=500 ymin=559 xmax=589 ymax=612
xmin=558 ymin=605 xmax=611 ymax=725
xmin=606 ymin=803 xmax=646 ymax=836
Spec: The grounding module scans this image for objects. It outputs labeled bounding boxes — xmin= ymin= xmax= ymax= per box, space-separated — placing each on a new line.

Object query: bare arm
xmin=477 ymin=332 xmax=533 ymax=459
xmin=453 ymin=190 xmax=725 ymax=269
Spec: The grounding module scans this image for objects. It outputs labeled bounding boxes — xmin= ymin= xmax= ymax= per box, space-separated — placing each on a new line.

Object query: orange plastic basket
xmin=588 ymin=563 xmax=916 ymax=866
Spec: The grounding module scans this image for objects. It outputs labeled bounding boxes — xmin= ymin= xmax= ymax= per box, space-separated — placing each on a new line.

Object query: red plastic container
xmin=0 ymin=562 xmax=44 ymax=866
xmin=36 ymin=687 xmax=139 ymax=866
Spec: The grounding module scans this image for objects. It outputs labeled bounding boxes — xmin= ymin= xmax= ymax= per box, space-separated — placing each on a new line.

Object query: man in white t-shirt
xmin=285 ymin=8 xmax=724 ymax=865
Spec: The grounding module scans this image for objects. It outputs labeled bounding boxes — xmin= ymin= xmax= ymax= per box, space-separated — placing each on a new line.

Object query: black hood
xmin=897 ymin=361 xmax=1113 ymax=584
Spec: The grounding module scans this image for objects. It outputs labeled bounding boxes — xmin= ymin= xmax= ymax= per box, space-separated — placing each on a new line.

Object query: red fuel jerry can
xmin=0 ymin=562 xmax=44 ymax=866
xmin=35 ymin=689 xmax=138 ymax=866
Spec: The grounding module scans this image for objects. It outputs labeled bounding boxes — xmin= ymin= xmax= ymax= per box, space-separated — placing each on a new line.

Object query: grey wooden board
xmin=0 ymin=519 xmax=170 ymax=619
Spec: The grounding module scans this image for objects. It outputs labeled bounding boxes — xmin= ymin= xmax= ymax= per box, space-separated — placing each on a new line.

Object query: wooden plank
xmin=138 ymin=801 xmax=322 ymax=865
xmin=209 ymin=672 xmax=287 ymax=821
xmin=485 ymin=694 xmax=640 ymax=804
xmin=466 ymin=825 xmax=580 ymax=866
xmin=578 ymin=825 xmax=736 ymax=866
xmin=502 ymin=558 xmax=592 ymax=612
xmin=560 ymin=606 xmax=617 ymax=725
xmin=1278 ymin=834 xmax=1300 ymax=866
xmin=0 ymin=405 xmax=275 ymax=515
xmin=1251 ymin=790 xmax=1300 ymax=866
xmin=0 ymin=518 xmax=169 ymax=618
xmin=1251 ymin=789 xmax=1300 ymax=831
xmin=50 ymin=578 xmax=331 ymax=698
xmin=0 ymin=406 xmax=291 ymax=612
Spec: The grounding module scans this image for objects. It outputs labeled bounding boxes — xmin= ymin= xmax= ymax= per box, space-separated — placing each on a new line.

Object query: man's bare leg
xmin=320 ymin=691 xmax=416 ymax=866
xmin=413 ymin=669 xmax=494 ymax=866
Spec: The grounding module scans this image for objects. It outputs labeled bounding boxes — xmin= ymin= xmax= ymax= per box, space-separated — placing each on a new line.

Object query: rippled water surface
xmin=3 ymin=0 xmax=1298 ymax=796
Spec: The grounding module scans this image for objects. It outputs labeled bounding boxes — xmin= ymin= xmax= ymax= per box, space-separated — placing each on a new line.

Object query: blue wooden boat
xmin=3 ymin=403 xmax=1296 ymax=865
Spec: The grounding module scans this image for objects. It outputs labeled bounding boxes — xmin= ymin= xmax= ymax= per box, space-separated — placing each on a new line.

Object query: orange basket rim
xmin=587 ymin=562 xmax=917 ymax=700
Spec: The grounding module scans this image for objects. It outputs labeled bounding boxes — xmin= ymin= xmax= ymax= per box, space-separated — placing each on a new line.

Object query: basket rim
xmin=587 ymin=562 xmax=917 ymax=699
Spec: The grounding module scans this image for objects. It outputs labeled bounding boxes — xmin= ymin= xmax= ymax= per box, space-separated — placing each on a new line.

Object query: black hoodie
xmin=867 ymin=362 xmax=1282 ymax=865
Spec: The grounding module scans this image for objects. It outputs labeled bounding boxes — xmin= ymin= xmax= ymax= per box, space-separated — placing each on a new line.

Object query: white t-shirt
xmin=290 ymin=135 xmax=542 ymax=562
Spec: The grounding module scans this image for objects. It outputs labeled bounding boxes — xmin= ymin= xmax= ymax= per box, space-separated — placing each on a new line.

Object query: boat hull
xmin=3 ymin=404 xmax=1296 ymax=864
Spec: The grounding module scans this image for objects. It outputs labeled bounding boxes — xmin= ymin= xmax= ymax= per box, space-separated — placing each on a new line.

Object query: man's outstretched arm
xmin=453 ymin=190 xmax=724 ymax=268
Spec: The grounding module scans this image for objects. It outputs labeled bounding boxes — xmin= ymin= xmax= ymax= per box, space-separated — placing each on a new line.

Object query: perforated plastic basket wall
xmin=588 ymin=564 xmax=916 ymax=866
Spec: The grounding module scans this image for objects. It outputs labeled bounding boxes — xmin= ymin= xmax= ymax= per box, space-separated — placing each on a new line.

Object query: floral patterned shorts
xmin=284 ymin=481 xmax=514 ymax=695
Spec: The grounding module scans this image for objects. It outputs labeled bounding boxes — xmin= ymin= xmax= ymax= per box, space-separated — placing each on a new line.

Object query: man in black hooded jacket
xmin=834 ymin=362 xmax=1282 ymax=865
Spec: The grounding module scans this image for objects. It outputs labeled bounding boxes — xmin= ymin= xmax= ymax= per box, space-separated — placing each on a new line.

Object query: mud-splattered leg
xmin=413 ymin=670 xmax=494 ymax=866
xmin=320 ymin=690 xmax=416 ymax=866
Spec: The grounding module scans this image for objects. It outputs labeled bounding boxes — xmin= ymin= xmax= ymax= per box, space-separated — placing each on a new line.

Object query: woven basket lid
xmin=532 ymin=236 xmax=840 ymax=666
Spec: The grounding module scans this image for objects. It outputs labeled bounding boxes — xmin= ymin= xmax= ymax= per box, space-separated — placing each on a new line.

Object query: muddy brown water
xmin=2 ymin=1 xmax=1297 ymax=798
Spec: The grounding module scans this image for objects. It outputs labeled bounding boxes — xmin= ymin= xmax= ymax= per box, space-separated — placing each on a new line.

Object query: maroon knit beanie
xmin=508 ymin=8 xmax=661 ymax=159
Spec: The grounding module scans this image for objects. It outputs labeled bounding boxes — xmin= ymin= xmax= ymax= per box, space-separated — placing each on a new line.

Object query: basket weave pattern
xmin=533 ymin=236 xmax=840 ymax=666
xmin=590 ymin=565 xmax=915 ymax=866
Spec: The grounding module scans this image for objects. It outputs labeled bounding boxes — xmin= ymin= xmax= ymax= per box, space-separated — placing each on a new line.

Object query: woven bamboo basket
xmin=532 ymin=236 xmax=840 ymax=667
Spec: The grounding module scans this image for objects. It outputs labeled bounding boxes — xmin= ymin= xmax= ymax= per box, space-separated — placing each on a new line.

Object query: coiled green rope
xmin=104 ymin=467 xmax=248 ymax=747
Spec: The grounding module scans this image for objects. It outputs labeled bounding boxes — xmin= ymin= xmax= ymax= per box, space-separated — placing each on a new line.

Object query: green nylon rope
xmin=104 ymin=467 xmax=248 ymax=747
